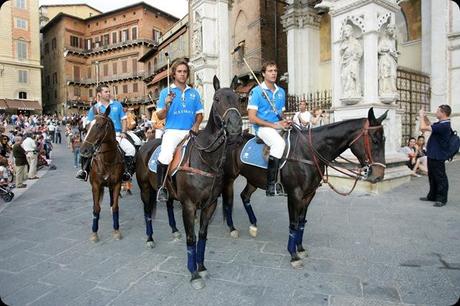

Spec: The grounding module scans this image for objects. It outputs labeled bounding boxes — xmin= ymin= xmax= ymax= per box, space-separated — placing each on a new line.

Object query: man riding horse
xmin=247 ymin=61 xmax=291 ymax=196
xmin=76 ymin=84 xmax=136 ymax=182
xmin=155 ymin=58 xmax=204 ymax=202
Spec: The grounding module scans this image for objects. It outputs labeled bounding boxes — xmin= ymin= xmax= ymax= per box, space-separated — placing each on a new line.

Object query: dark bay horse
xmin=80 ymin=106 xmax=124 ymax=242
xmin=221 ymin=108 xmax=388 ymax=268
xmin=136 ymin=76 xmax=242 ymax=289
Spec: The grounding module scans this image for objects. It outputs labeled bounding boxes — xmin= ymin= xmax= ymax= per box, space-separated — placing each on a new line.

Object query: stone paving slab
xmin=0 ymin=142 xmax=459 ymax=305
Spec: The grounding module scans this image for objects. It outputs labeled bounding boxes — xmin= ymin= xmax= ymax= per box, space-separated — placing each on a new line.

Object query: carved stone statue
xmin=378 ymin=24 xmax=398 ymax=96
xmin=340 ymin=24 xmax=363 ymax=99
xmin=192 ymin=13 xmax=202 ymax=55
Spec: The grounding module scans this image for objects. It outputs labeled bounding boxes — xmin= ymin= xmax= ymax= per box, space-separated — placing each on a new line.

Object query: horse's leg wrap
xmin=166 ymin=201 xmax=178 ymax=232
xmin=187 ymin=243 xmax=197 ymax=273
xmin=144 ymin=213 xmax=153 ymax=240
xmin=196 ymin=238 xmax=206 ymax=265
xmin=92 ymin=212 xmax=100 ymax=233
xmin=112 ymin=211 xmax=119 ymax=230
xmin=243 ymin=200 xmax=257 ymax=225
xmin=296 ymin=220 xmax=307 ymax=247
xmin=287 ymin=227 xmax=298 ymax=255
xmin=224 ymin=206 xmax=234 ymax=228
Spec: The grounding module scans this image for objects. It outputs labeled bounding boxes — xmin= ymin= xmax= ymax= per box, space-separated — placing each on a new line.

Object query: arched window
xmin=18 ymin=91 xmax=27 ymax=99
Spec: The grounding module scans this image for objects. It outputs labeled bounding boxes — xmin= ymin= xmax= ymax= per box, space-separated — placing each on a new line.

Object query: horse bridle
xmin=217 ymin=106 xmax=242 ymax=136
xmin=306 ymin=119 xmax=385 ymax=195
xmin=81 ymin=115 xmax=113 ymax=155
xmin=347 ymin=119 xmax=386 ymax=171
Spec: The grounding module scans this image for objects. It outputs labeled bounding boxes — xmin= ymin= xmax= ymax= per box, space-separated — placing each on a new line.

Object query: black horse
xmin=136 ymin=76 xmax=242 ymax=289
xmin=220 ymin=108 xmax=388 ymax=268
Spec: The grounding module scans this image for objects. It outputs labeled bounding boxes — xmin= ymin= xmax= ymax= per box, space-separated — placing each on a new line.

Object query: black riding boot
xmin=76 ymin=156 xmax=91 ymax=181
xmin=156 ymin=162 xmax=169 ymax=202
xmin=122 ymin=156 xmax=135 ymax=182
xmin=266 ymin=156 xmax=280 ymax=196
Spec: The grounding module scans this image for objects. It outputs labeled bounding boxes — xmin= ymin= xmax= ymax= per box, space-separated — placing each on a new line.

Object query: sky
xmin=38 ymin=0 xmax=189 ymax=18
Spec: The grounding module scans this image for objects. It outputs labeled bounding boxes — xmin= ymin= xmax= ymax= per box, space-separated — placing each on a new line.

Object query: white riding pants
xmin=256 ymin=126 xmax=286 ymax=159
xmin=155 ymin=129 xmax=164 ymax=139
xmin=116 ymin=134 xmax=136 ymax=157
xmin=158 ymin=129 xmax=189 ymax=165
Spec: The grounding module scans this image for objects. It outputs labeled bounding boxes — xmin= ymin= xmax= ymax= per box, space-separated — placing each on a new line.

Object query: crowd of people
xmin=0 ymin=113 xmax=58 ymax=189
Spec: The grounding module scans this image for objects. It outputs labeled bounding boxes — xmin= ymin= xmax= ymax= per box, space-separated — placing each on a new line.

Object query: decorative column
xmin=430 ymin=0 xmax=449 ymax=111
xmin=448 ymin=3 xmax=460 ymax=131
xmin=281 ymin=1 xmax=321 ymax=95
xmin=190 ymin=0 xmax=231 ymax=120
xmin=316 ymin=0 xmax=411 ymax=193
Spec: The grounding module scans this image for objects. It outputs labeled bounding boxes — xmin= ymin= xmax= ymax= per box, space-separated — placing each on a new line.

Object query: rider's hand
xmin=165 ymin=92 xmax=175 ymax=106
xmin=120 ymin=132 xmax=127 ymax=139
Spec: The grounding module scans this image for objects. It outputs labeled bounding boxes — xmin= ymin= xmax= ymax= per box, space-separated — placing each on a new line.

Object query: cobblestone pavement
xmin=0 ymin=142 xmax=459 ymax=306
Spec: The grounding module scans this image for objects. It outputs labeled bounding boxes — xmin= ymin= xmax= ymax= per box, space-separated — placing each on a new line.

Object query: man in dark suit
xmin=419 ymin=105 xmax=452 ymax=207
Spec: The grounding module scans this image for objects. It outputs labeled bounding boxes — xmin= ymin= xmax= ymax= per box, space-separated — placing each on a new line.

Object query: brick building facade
xmin=230 ymin=0 xmax=287 ymax=94
xmin=0 ymin=0 xmax=42 ymax=113
xmin=41 ymin=2 xmax=177 ymax=115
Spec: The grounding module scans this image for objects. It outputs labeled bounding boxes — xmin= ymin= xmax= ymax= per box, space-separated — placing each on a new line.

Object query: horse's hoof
xmin=297 ymin=250 xmax=308 ymax=259
xmin=290 ymin=259 xmax=304 ymax=269
xmin=90 ymin=233 xmax=99 ymax=243
xmin=146 ymin=240 xmax=155 ymax=248
xmin=112 ymin=230 xmax=122 ymax=240
xmin=198 ymin=269 xmax=209 ymax=279
xmin=249 ymin=225 xmax=258 ymax=238
xmin=172 ymin=231 xmax=182 ymax=241
xmin=190 ymin=277 xmax=205 ymax=290
xmin=230 ymin=229 xmax=239 ymax=239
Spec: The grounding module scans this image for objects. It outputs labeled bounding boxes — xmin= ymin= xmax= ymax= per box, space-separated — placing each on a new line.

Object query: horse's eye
xmin=215 ymin=97 xmax=220 ymax=102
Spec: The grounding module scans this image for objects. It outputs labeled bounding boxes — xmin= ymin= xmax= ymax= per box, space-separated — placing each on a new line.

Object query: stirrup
xmin=275 ymin=182 xmax=287 ymax=197
xmin=76 ymin=170 xmax=88 ymax=181
xmin=157 ymin=186 xmax=169 ymax=202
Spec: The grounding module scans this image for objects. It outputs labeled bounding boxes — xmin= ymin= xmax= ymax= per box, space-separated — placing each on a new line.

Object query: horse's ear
xmin=104 ymin=105 xmax=111 ymax=117
xmin=376 ymin=110 xmax=389 ymax=125
xmin=213 ymin=75 xmax=220 ymax=91
xmin=230 ymin=75 xmax=239 ymax=90
xmin=368 ymin=107 xmax=377 ymax=124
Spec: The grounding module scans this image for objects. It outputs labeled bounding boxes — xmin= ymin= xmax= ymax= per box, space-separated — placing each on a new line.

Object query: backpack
xmin=447 ymin=129 xmax=460 ymax=161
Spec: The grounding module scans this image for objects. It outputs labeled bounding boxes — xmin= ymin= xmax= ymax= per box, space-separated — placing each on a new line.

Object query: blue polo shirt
xmin=87 ymin=100 xmax=126 ymax=133
xmin=157 ymin=84 xmax=204 ymax=130
xmin=247 ymin=82 xmax=286 ymax=132
xmin=426 ymin=119 xmax=451 ymax=161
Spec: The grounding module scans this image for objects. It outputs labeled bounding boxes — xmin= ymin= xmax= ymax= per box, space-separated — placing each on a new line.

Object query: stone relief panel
xmin=192 ymin=12 xmax=203 ymax=56
xmin=339 ymin=22 xmax=363 ymax=100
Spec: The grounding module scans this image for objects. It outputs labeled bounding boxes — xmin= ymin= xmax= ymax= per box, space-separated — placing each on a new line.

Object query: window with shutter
xmin=74 ymin=66 xmax=80 ymax=81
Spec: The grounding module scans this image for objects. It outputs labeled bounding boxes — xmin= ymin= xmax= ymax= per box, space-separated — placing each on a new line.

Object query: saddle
xmin=240 ymin=129 xmax=291 ymax=169
xmin=148 ymin=136 xmax=190 ymax=175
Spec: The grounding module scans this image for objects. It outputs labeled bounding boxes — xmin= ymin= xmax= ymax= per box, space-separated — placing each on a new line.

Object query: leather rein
xmin=307 ymin=119 xmax=385 ymax=196
xmin=81 ymin=114 xmax=119 ymax=157
xmin=178 ymin=107 xmax=241 ymax=178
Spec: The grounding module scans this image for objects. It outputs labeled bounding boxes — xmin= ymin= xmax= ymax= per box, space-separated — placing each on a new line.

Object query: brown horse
xmin=220 ymin=108 xmax=388 ymax=268
xmin=80 ymin=106 xmax=124 ymax=242
xmin=136 ymin=76 xmax=242 ymax=289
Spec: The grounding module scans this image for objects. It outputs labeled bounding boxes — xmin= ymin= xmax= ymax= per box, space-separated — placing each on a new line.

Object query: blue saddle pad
xmin=148 ymin=146 xmax=162 ymax=173
xmin=240 ymin=138 xmax=268 ymax=169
